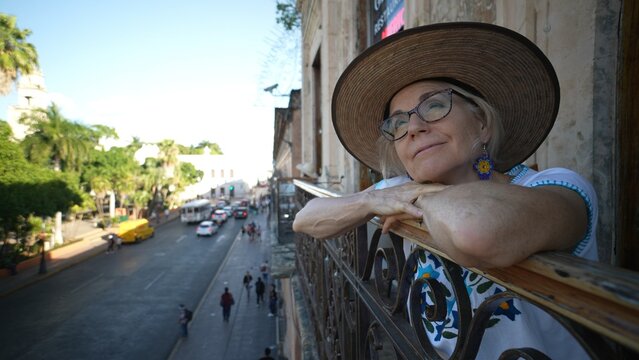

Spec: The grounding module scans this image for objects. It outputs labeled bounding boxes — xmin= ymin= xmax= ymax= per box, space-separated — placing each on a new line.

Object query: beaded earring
xmin=473 ymin=144 xmax=494 ymax=180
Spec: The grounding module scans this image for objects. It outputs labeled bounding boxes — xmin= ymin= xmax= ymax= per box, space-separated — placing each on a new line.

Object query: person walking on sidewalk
xmin=260 ymin=260 xmax=269 ymax=283
xmin=178 ymin=304 xmax=192 ymax=337
xmin=255 ymin=277 xmax=266 ymax=306
xmin=259 ymin=347 xmax=275 ymax=360
xmin=219 ymin=287 xmax=235 ymax=322
xmin=268 ymin=284 xmax=278 ymax=317
xmin=242 ymin=271 xmax=253 ymax=301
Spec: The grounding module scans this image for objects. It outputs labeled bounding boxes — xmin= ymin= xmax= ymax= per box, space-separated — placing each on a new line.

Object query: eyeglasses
xmin=379 ymin=88 xmax=472 ymax=141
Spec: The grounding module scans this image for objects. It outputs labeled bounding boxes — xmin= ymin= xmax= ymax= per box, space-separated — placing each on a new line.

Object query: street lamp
xmin=263 ymin=83 xmax=290 ymax=97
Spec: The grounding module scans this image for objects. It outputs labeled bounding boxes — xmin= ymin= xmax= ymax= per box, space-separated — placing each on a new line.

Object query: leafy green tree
xmin=20 ymin=103 xmax=115 ymax=172
xmin=0 ymin=13 xmax=39 ymax=95
xmin=0 ymin=120 xmax=82 ymax=267
xmin=180 ymin=162 xmax=203 ymax=185
xmin=126 ymin=136 xmax=144 ymax=155
xmin=82 ymin=146 xmax=140 ymax=215
xmin=276 ymin=0 xmax=301 ymax=31
xmin=89 ymin=175 xmax=110 ymax=219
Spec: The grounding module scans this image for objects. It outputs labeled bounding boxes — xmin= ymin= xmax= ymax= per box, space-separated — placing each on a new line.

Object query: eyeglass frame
xmin=379 ymin=88 xmax=476 ymax=141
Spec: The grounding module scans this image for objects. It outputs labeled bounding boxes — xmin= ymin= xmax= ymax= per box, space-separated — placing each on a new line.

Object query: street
xmin=0 ymin=217 xmax=244 ymax=360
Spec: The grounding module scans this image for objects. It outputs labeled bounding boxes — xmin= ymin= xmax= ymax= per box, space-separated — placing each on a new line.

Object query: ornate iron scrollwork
xmin=292 ymin=183 xmax=632 ymax=360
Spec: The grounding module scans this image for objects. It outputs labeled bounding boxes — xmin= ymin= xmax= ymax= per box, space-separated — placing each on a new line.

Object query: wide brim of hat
xmin=332 ymin=22 xmax=560 ymax=173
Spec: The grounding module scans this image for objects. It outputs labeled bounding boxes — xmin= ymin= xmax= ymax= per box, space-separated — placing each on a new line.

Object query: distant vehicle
xmin=212 ymin=209 xmax=228 ymax=225
xmin=196 ymin=221 xmax=218 ymax=237
xmin=215 ymin=200 xmax=227 ymax=210
xmin=233 ymin=206 xmax=248 ymax=219
xmin=230 ymin=201 xmax=241 ymax=211
xmin=117 ymin=219 xmax=154 ymax=243
xmin=222 ymin=206 xmax=233 ymax=217
xmin=181 ymin=199 xmax=213 ymax=224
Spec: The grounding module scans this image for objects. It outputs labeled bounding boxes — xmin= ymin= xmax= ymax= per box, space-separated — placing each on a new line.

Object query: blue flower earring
xmin=473 ymin=144 xmax=494 ymax=180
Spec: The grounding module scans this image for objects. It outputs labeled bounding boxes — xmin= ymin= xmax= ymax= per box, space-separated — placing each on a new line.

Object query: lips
xmin=413 ymin=142 xmax=444 ymax=158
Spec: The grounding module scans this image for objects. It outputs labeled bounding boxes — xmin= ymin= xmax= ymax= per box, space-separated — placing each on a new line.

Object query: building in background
xmin=6 ymin=68 xmax=50 ymax=139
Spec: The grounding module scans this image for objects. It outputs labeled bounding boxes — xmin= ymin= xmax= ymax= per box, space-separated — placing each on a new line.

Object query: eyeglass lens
xmin=380 ymin=89 xmax=453 ymax=141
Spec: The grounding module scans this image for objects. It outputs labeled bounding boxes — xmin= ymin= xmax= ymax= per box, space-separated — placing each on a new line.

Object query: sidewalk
xmin=169 ymin=211 xmax=278 ymax=360
xmin=0 ymin=213 xmax=179 ymax=298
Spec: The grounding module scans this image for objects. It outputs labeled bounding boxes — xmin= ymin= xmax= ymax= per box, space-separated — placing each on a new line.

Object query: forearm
xmin=418 ymin=182 xmax=586 ymax=268
xmin=293 ymin=193 xmax=374 ymax=239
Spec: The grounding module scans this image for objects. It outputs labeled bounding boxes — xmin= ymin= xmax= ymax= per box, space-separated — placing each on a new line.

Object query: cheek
xmin=393 ymin=142 xmax=411 ymax=165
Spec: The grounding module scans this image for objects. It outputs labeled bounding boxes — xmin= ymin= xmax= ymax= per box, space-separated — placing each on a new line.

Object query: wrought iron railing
xmin=293 ymin=179 xmax=639 ymax=359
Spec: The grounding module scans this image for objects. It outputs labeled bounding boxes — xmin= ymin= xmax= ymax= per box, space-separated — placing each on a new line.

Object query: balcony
xmin=291 ymin=179 xmax=639 ymax=359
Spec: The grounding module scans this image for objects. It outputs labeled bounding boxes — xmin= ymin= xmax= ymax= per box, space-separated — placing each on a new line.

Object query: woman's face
xmin=391 ymin=81 xmax=488 ymax=184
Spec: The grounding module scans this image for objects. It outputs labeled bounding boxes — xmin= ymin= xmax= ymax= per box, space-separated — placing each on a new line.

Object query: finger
xmin=381 ymin=216 xmax=397 ymax=233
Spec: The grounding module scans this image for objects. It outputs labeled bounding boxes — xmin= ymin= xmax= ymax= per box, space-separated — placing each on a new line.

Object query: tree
xmin=82 ymin=146 xmax=139 ymax=216
xmin=180 ymin=162 xmax=203 ymax=185
xmin=0 ymin=120 xmax=81 ymax=222
xmin=0 ymin=13 xmax=39 ymax=95
xmin=275 ymin=0 xmax=301 ymax=31
xmin=20 ymin=103 xmax=114 ymax=172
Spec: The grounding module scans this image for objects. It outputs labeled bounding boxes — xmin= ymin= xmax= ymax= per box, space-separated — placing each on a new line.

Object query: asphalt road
xmin=0 ymin=217 xmax=245 ymax=360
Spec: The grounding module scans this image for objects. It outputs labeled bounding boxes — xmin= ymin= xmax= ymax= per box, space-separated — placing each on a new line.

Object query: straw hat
xmin=332 ymin=22 xmax=560 ymax=173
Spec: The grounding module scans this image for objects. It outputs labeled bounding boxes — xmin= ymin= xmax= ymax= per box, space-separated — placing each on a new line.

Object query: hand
xmin=372 ymin=182 xmax=448 ymax=233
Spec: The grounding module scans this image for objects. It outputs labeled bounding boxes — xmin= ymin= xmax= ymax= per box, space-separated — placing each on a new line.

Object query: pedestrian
xmin=219 ymin=287 xmax=235 ymax=322
xmin=178 ymin=304 xmax=192 ymax=337
xmin=268 ymin=284 xmax=278 ymax=317
xmin=259 ymin=347 xmax=275 ymax=360
xmin=115 ymin=234 xmax=122 ymax=250
xmin=106 ymin=234 xmax=115 ymax=254
xmin=241 ymin=225 xmax=246 ymax=237
xmin=255 ymin=277 xmax=266 ymax=306
xmin=260 ymin=260 xmax=269 ymax=283
xmin=242 ymin=271 xmax=253 ymax=300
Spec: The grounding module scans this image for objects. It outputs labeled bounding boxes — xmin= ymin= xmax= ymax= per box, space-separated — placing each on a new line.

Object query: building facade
xmin=271 ymin=1 xmax=638 ymax=359
xmin=295 ymin=0 xmax=633 ymax=267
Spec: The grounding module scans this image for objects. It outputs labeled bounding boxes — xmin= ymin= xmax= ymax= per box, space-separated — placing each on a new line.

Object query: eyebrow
xmin=389 ymin=89 xmax=445 ymax=116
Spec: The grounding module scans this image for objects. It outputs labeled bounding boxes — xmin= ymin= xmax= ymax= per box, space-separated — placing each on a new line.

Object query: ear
xmin=478 ymin=119 xmax=491 ymax=144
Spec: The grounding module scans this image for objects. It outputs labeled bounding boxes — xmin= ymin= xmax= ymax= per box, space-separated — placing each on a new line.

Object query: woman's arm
xmin=293 ymin=183 xmax=445 ymax=239
xmin=414 ymin=182 xmax=588 ymax=269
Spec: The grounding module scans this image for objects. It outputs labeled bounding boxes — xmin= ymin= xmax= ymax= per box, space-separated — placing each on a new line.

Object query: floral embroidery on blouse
xmin=415 ymin=251 xmax=522 ymax=341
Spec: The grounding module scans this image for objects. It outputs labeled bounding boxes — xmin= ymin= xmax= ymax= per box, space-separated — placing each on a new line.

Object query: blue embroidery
xmin=507 ymin=164 xmax=529 ymax=184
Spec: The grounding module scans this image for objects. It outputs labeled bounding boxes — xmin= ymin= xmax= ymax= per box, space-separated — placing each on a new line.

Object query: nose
xmin=406 ymin=111 xmax=430 ymax=138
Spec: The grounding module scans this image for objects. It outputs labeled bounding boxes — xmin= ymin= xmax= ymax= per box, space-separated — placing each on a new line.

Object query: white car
xmin=212 ymin=209 xmax=228 ymax=225
xmin=196 ymin=221 xmax=218 ymax=237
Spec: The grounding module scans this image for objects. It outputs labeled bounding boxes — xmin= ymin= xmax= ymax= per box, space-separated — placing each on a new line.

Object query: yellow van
xmin=117 ymin=219 xmax=155 ymax=243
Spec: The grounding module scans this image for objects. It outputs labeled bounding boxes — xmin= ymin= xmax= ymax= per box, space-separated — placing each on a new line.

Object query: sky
xmin=0 ymin=0 xmax=300 ymax=182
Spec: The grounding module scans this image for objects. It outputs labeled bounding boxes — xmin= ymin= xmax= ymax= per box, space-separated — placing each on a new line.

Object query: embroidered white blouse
xmin=375 ymin=165 xmax=598 ymax=359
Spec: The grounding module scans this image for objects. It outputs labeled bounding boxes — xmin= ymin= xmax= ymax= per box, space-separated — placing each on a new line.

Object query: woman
xmin=293 ymin=23 xmax=597 ymax=358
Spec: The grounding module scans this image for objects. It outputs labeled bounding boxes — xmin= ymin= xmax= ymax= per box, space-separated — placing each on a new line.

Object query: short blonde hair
xmin=377 ymin=82 xmax=504 ymax=179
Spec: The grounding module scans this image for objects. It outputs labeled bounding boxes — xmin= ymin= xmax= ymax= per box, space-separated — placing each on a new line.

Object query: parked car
xmin=196 ymin=221 xmax=218 ymax=237
xmin=233 ymin=206 xmax=248 ymax=219
xmin=212 ymin=209 xmax=228 ymax=225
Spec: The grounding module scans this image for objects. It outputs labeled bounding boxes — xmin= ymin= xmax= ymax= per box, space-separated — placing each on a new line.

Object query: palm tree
xmin=0 ymin=14 xmax=39 ymax=95
xmin=20 ymin=103 xmax=95 ymax=172
xmin=90 ymin=175 xmax=111 ymax=220
xmin=126 ymin=136 xmax=144 ymax=156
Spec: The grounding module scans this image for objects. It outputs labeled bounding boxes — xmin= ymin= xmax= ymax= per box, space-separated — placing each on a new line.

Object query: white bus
xmin=180 ymin=199 xmax=213 ymax=224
